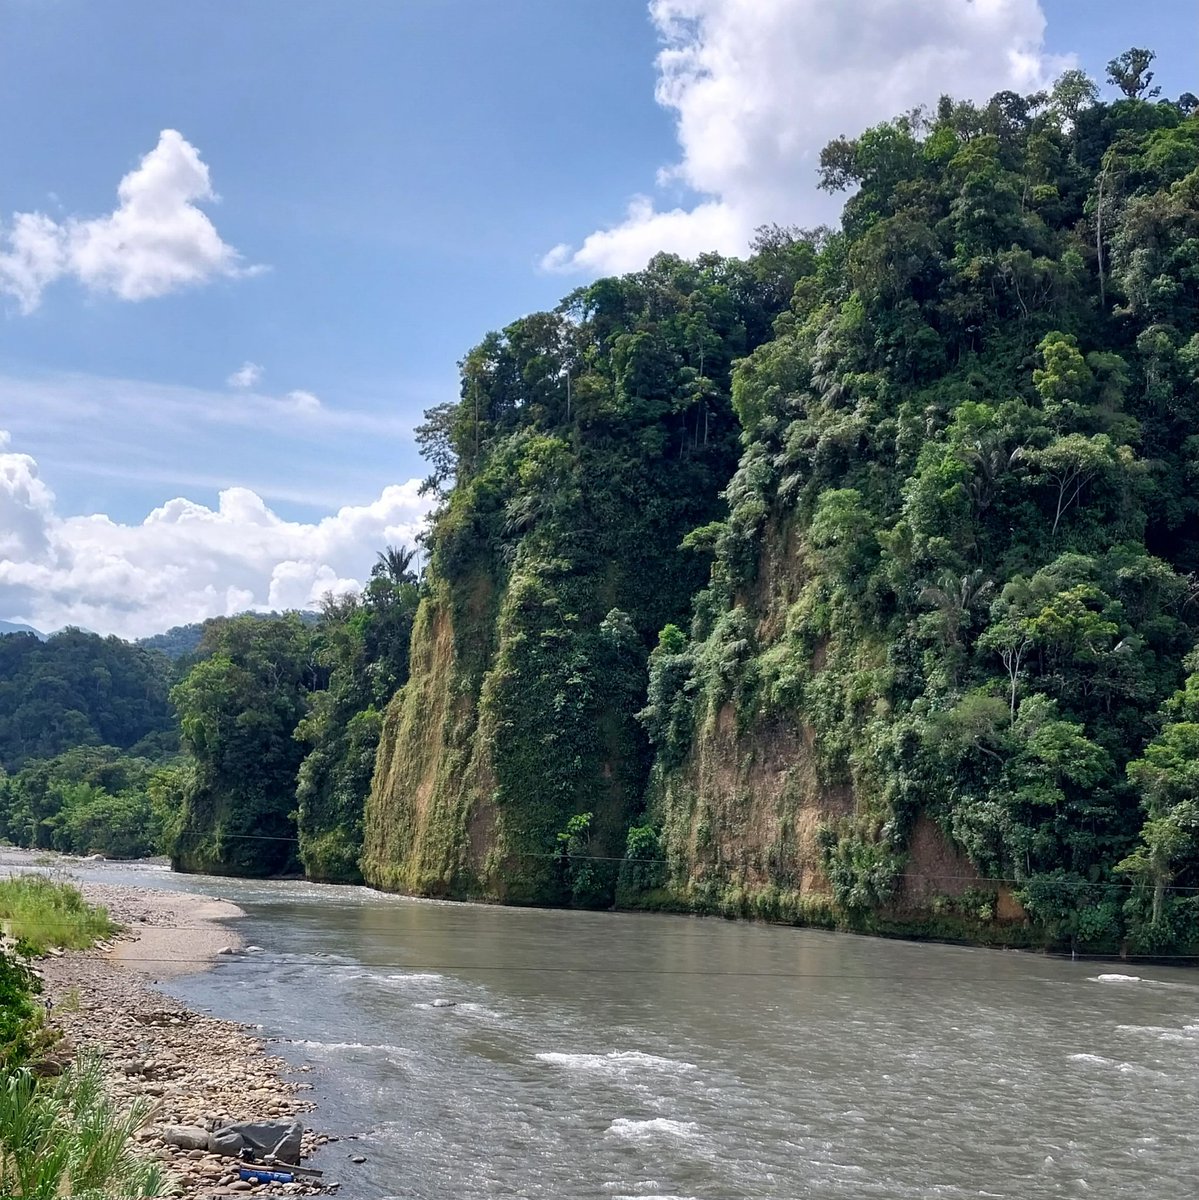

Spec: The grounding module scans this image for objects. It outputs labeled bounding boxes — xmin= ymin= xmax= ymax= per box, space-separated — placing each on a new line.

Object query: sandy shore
xmin=6 ymin=866 xmax=334 ymax=1197
xmin=95 ymin=884 xmax=247 ymax=978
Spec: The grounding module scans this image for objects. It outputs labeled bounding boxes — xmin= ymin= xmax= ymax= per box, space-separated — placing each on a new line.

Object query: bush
xmin=0 ymin=946 xmax=47 ymax=1068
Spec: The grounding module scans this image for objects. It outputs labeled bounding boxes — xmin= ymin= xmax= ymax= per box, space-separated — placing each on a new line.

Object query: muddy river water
xmin=60 ymin=860 xmax=1199 ymax=1198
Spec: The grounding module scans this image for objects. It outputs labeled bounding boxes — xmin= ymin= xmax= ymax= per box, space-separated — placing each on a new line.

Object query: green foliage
xmin=618 ymin=823 xmax=666 ymax=898
xmin=368 ymin=248 xmax=794 ymax=904
xmin=170 ymin=614 xmax=318 ymax=876
xmin=0 ymin=945 xmax=46 ymax=1068
xmin=366 ymin=63 xmax=1199 ymax=951
xmin=640 ymin=70 xmax=1199 ymax=949
xmin=0 ymin=1057 xmax=167 ymax=1198
xmin=295 ymin=551 xmax=421 ymax=882
xmin=817 ymin=822 xmax=904 ymax=911
xmin=0 ymin=630 xmax=176 ymax=774
xmin=0 ymin=747 xmax=182 ymax=858
xmin=1118 ymin=660 xmax=1199 ymax=950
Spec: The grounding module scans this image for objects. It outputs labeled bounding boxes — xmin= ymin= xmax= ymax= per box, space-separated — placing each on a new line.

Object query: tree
xmin=1033 ymin=332 xmax=1093 ymax=428
xmin=169 ymin=615 xmax=317 ymax=876
xmin=1028 ymin=434 xmax=1125 ymax=538
xmin=374 ymin=544 xmax=417 ymax=584
xmin=1106 ymin=48 xmax=1160 ymax=100
xmin=1051 ymin=69 xmax=1099 ymax=125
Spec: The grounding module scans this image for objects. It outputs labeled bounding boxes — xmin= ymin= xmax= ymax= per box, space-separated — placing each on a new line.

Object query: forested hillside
xmin=367 ymin=54 xmax=1199 ymax=952
xmin=637 ymin=60 xmax=1199 ymax=955
xmin=0 ymin=630 xmax=180 ymax=856
xmin=0 ymin=630 xmax=176 ymax=771
xmin=0 ymin=582 xmax=415 ymax=872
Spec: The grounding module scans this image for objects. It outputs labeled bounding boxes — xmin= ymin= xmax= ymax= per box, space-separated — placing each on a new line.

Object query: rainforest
xmin=4 ymin=54 xmax=1199 ymax=956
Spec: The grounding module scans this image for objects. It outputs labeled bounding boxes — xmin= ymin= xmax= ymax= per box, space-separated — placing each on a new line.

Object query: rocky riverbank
xmin=32 ymin=877 xmax=333 ymax=1197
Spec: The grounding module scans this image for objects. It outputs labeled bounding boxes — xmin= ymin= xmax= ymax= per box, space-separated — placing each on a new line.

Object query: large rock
xmin=208 ymin=1118 xmax=304 ymax=1165
xmin=162 ymin=1125 xmax=210 ymax=1151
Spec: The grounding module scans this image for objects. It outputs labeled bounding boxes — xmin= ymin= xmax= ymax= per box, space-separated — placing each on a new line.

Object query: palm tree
xmin=374 ymin=545 xmax=416 ymax=584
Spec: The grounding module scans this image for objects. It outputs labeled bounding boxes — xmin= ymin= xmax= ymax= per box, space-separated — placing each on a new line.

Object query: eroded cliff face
xmin=362 ymin=554 xmax=672 ymax=905
xmin=651 ymin=697 xmax=1028 ymax=939
xmin=365 ymin=83 xmax=1199 ymax=952
xmin=362 ymin=562 xmax=518 ymax=896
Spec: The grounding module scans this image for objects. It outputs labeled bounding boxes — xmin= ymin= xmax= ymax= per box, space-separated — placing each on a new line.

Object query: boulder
xmin=162 ymin=1125 xmax=211 ymax=1151
xmin=209 ymin=1118 xmax=304 ymax=1165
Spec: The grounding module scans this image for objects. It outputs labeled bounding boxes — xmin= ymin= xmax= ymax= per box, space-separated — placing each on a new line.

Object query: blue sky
xmin=0 ymin=0 xmax=1193 ymax=636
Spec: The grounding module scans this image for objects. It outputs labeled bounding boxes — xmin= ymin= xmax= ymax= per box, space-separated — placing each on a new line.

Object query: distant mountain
xmin=0 ymin=620 xmax=45 ymax=639
xmin=137 ymin=623 xmax=206 ymax=659
xmin=138 ymin=609 xmax=321 ymax=660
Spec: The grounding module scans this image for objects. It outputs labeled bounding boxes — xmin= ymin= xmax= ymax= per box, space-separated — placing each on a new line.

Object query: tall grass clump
xmin=0 ymin=875 xmax=115 ymax=953
xmin=0 ymin=1056 xmax=167 ymax=1198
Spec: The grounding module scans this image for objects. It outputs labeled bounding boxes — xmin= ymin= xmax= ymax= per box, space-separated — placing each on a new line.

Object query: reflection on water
xmin=32 ymin=857 xmax=1199 ymax=1198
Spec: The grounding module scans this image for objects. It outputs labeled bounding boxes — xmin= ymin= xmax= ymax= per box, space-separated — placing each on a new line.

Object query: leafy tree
xmin=1106 ymin=48 xmax=1160 ymax=101
xmin=295 ymin=553 xmax=421 ymax=882
xmin=170 ymin=615 xmax=318 ymax=876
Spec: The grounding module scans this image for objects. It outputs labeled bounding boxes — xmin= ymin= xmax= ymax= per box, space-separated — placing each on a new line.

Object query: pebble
xmin=35 ymin=877 xmax=331 ymax=1197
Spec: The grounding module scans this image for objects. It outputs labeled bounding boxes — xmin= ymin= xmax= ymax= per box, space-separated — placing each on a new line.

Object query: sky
xmin=0 ymin=0 xmax=1194 ymax=638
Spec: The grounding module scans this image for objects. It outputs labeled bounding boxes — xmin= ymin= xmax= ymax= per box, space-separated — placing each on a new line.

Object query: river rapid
xmin=50 ymin=859 xmax=1199 ymax=1199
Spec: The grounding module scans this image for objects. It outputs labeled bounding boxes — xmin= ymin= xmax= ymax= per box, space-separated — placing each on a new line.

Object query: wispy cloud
xmin=227 ymin=361 xmax=264 ymax=389
xmin=0 ymin=370 xmax=416 ymax=439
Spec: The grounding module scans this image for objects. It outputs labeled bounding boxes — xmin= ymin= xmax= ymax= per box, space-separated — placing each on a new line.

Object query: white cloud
xmin=0 ymin=430 xmax=55 ymax=560
xmin=227 ymin=361 xmax=263 ymax=389
xmin=543 ymin=0 xmax=1072 ymax=274
xmin=0 ymin=430 xmax=431 ymax=639
xmin=0 ymin=129 xmax=259 ymax=312
xmin=284 ymin=389 xmax=322 ymax=414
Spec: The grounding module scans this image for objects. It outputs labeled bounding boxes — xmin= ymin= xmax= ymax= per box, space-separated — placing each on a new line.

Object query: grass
xmin=0 ymin=875 xmax=115 ymax=954
xmin=0 ymin=1056 xmax=167 ymax=1199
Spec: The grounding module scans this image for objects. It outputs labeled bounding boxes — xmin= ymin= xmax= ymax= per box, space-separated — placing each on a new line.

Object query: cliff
xmin=367 ymin=80 xmax=1199 ymax=953
xmin=363 ymin=255 xmax=791 ymax=903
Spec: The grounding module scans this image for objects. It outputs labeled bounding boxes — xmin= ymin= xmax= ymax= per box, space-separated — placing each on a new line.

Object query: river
xmin=47 ymin=859 xmax=1199 ymax=1198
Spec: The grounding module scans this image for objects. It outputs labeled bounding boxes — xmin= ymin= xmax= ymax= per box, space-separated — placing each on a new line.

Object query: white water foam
xmin=607 ymin=1117 xmax=699 ymax=1142
xmin=537 ymin=1050 xmax=696 ymax=1075
xmin=1067 ymin=1052 xmax=1162 ymax=1077
xmin=609 ymin=1195 xmax=699 ymax=1200
xmin=383 ymin=972 xmax=445 ymax=984
xmin=295 ymin=1038 xmax=414 ymax=1059
xmin=1116 ymin=1023 xmax=1199 ymax=1043
xmin=1094 ymin=973 xmax=1141 ymax=984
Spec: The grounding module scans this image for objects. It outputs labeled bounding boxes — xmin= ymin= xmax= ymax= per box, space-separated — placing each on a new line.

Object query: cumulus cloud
xmin=544 ymin=0 xmax=1071 ymax=274
xmin=0 ymin=430 xmax=430 ymax=639
xmin=0 ymin=129 xmax=258 ymax=312
xmin=227 ymin=361 xmax=263 ymax=389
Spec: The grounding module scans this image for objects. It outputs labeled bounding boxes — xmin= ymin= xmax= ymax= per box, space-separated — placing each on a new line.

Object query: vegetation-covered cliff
xmin=362 ymin=253 xmax=800 ymax=901
xmin=368 ymin=55 xmax=1199 ymax=952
